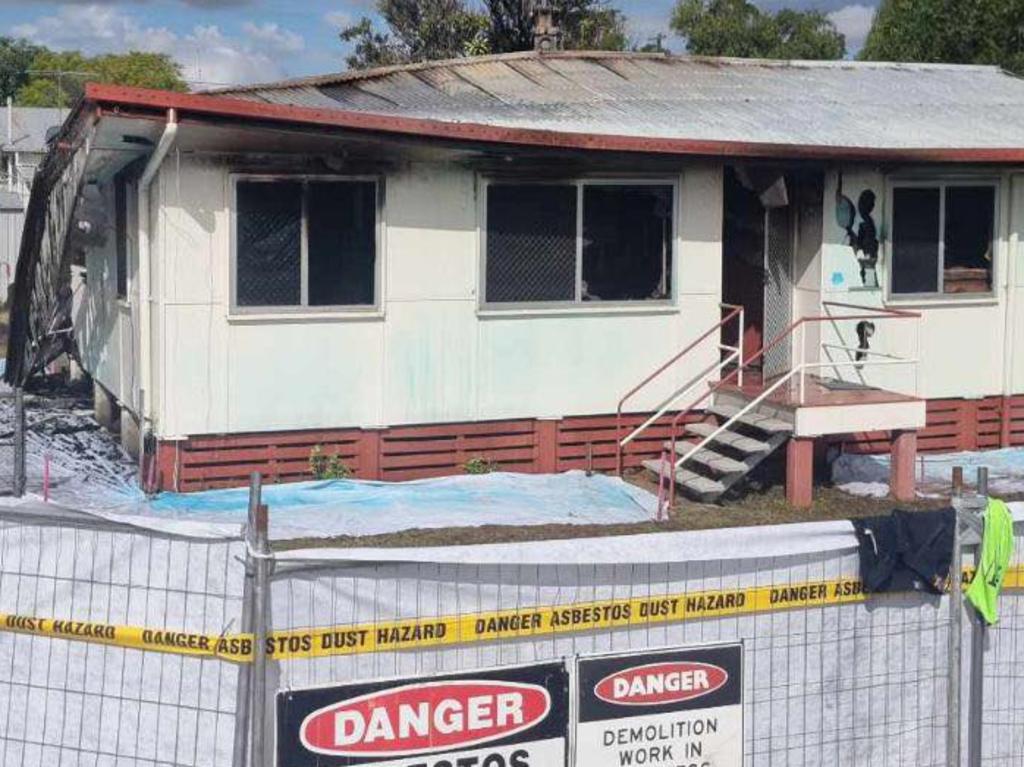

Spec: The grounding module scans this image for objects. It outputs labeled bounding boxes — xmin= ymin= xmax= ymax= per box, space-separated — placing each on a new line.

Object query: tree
xmin=0 ymin=37 xmax=42 ymax=104
xmin=338 ymin=0 xmax=628 ymax=70
xmin=860 ymin=0 xmax=1024 ymax=74
xmin=670 ymin=0 xmax=845 ymax=60
xmin=16 ymin=50 xmax=187 ymax=108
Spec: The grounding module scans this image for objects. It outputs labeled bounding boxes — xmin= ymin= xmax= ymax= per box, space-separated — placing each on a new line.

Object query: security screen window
xmin=484 ymin=181 xmax=674 ymax=305
xmin=235 ymin=179 xmax=377 ymax=309
xmin=890 ymin=183 xmax=995 ymax=296
xmin=485 ymin=184 xmax=577 ymax=303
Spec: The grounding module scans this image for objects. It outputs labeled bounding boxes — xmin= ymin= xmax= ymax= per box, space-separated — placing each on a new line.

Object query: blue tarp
xmin=136 ymin=471 xmax=657 ymax=539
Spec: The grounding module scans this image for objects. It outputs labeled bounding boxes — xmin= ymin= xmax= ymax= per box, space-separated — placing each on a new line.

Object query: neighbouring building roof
xmin=0 ymin=107 xmax=64 ymax=155
xmin=210 ymin=51 xmax=1024 ymax=152
xmin=0 ymin=189 xmax=24 ymax=210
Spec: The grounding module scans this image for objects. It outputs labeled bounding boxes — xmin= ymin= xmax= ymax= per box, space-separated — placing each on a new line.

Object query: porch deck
xmin=714 ymin=373 xmax=925 ymax=438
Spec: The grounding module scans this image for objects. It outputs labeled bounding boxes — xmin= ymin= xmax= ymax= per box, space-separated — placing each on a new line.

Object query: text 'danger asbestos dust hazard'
xmin=575 ymin=644 xmax=743 ymax=767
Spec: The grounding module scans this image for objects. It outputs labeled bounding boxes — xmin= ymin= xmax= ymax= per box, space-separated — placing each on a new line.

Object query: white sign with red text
xmin=575 ymin=645 xmax=743 ymax=767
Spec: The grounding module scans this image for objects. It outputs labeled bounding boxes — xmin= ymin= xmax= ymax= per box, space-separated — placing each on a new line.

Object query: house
xmin=0 ymin=105 xmax=63 ymax=298
xmin=9 ymin=51 xmax=1024 ymax=504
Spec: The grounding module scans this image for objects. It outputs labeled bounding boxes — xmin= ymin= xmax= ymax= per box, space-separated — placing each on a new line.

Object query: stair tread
xmin=709 ymin=404 xmax=793 ymax=433
xmin=684 ymin=423 xmax=771 ymax=454
xmin=663 ymin=442 xmax=747 ymax=474
xmin=642 ymin=459 xmax=725 ymax=494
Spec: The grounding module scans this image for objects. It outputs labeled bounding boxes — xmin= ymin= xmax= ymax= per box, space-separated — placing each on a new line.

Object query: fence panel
xmin=0 ymin=511 xmax=247 ymax=767
xmin=979 ymin=532 xmax=1024 ymax=765
xmin=266 ymin=549 xmax=955 ymax=767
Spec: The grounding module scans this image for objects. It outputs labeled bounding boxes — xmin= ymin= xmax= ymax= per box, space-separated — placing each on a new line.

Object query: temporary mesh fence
xmin=266 ymin=551 xmax=955 ymax=767
xmin=979 ymin=531 xmax=1024 ymax=765
xmin=0 ymin=507 xmax=247 ymax=767
xmin=0 ymin=501 xmax=1020 ymax=766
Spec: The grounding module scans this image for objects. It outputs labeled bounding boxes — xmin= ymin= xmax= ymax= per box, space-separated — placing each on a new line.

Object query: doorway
xmin=721 ymin=166 xmax=800 ymax=379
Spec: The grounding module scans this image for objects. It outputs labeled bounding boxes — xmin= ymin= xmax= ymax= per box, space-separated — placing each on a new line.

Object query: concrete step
xmin=684 ymin=422 xmax=771 ymax=454
xmin=663 ymin=441 xmax=748 ymax=474
xmin=642 ymin=459 xmax=725 ymax=498
xmin=709 ymin=404 xmax=794 ymax=434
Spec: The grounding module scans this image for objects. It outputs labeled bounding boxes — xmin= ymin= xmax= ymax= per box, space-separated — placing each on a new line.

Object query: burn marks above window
xmin=234 ymin=178 xmax=379 ymax=311
xmin=484 ymin=180 xmax=675 ymax=306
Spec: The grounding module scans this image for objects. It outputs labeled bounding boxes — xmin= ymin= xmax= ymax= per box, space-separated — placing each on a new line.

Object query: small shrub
xmin=309 ymin=444 xmax=352 ymax=480
xmin=463 ymin=456 xmax=498 ymax=475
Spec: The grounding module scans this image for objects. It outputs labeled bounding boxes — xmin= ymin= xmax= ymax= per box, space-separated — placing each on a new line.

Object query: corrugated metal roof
xmin=213 ymin=52 xmax=1024 ymax=150
xmin=0 ymin=107 xmax=64 ymax=154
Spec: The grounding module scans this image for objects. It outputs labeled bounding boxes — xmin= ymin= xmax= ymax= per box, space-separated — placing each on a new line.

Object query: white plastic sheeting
xmin=0 ymin=507 xmax=246 ymax=767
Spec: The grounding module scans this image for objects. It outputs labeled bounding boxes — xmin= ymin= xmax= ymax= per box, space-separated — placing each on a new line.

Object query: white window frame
xmin=229 ymin=173 xmax=384 ymax=316
xmin=885 ymin=177 xmax=999 ymax=301
xmin=478 ymin=176 xmax=680 ymax=312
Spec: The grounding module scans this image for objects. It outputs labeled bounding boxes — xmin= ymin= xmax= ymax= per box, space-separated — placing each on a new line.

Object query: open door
xmin=722 ymin=167 xmax=765 ymax=366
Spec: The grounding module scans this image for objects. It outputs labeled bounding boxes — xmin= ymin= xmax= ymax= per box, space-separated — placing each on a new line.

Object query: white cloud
xmin=828 ymin=3 xmax=877 ymax=54
xmin=13 ymin=4 xmax=307 ymax=87
xmin=241 ymin=21 xmax=304 ymax=55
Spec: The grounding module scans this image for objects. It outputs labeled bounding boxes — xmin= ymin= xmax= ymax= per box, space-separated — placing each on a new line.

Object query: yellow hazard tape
xmin=1 ymin=565 xmax=1021 ymax=663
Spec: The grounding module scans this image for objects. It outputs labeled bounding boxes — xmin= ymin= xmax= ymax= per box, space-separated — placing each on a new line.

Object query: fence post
xmin=948 ymin=466 xmax=963 ymax=767
xmin=247 ymin=472 xmax=270 ymax=767
xmin=13 ymin=387 xmax=24 ymax=497
xmin=966 ymin=468 xmax=989 ymax=767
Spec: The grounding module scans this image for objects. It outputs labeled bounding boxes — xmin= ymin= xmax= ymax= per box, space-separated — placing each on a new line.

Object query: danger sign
xmin=575 ymin=644 xmax=743 ymax=767
xmin=277 ymin=662 xmax=569 ymax=767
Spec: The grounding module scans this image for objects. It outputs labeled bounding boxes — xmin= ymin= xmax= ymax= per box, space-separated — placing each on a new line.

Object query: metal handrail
xmin=663 ymin=301 xmax=922 ymax=508
xmin=615 ymin=303 xmax=744 ymax=474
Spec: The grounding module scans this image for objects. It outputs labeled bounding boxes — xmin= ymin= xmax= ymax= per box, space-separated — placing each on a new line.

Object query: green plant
xmin=309 ymin=445 xmax=352 ymax=480
xmin=463 ymin=456 xmax=498 ymax=475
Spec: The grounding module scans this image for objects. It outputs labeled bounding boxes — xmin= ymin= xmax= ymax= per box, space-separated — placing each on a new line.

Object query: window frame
xmin=229 ymin=173 xmax=384 ymax=317
xmin=885 ymin=176 xmax=1000 ymax=302
xmin=478 ymin=176 xmax=680 ymax=312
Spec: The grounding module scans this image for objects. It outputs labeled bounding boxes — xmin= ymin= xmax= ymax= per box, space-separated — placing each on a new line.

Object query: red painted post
xmin=535 ymin=418 xmax=559 ymax=474
xmin=358 ymin=428 xmax=383 ymax=480
xmin=890 ymin=429 xmax=918 ymax=502
xmin=786 ymin=437 xmax=814 ymax=508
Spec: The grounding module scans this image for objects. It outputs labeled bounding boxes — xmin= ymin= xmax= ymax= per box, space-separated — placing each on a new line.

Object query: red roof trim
xmin=85 ymin=82 xmax=1024 ymax=163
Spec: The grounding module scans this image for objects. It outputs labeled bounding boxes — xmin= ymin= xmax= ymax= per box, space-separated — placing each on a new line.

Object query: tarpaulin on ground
xmin=132 ymin=471 xmax=657 ymax=540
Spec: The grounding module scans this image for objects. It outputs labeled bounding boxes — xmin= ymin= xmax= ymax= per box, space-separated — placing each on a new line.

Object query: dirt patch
xmin=275 ymin=469 xmax=1008 ymax=551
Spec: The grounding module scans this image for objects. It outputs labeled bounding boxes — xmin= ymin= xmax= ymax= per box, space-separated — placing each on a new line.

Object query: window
xmin=890 ymin=182 xmax=996 ymax=296
xmin=484 ymin=181 xmax=674 ymax=305
xmin=234 ymin=178 xmax=378 ymax=310
xmin=114 ymin=174 xmax=127 ymax=299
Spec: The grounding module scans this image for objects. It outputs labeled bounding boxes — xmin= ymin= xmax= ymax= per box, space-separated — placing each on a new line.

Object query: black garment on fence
xmin=851 ymin=508 xmax=955 ymax=594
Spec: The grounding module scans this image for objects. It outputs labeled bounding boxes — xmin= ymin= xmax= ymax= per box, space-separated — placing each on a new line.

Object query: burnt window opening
xmin=114 ymin=174 xmax=128 ymax=299
xmin=234 ymin=178 xmax=378 ymax=309
xmin=891 ymin=183 xmax=995 ymax=296
xmin=484 ymin=181 xmax=675 ymax=305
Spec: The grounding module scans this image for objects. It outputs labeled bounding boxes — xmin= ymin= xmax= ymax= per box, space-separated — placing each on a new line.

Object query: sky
xmin=0 ymin=0 xmax=880 ymax=90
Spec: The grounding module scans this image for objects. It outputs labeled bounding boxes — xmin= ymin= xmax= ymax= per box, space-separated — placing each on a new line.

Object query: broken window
xmin=235 ymin=178 xmax=378 ymax=309
xmin=891 ymin=182 xmax=995 ymax=296
xmin=484 ymin=180 xmax=674 ymax=305
xmin=582 ymin=185 xmax=673 ymax=301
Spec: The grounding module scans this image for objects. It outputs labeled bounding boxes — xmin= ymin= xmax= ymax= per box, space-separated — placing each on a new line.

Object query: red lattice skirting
xmin=149 ymin=396 xmax=1024 ymax=492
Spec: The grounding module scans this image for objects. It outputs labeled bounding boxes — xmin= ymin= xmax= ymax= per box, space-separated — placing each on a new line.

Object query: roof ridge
xmin=207 ymin=50 xmax=675 ymax=95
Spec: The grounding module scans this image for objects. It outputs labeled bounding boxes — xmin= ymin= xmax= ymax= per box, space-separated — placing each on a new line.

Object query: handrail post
xmin=798 ymin=322 xmax=806 ymax=404
xmin=737 ymin=307 xmax=745 ymax=388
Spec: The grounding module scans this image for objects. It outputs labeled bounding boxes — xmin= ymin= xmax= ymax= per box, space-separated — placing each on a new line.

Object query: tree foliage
xmin=670 ymin=0 xmax=845 ymax=59
xmin=338 ymin=0 xmax=628 ymax=70
xmin=0 ymin=37 xmax=42 ymax=103
xmin=13 ymin=48 xmax=187 ymax=108
xmin=860 ymin=0 xmax=1024 ymax=74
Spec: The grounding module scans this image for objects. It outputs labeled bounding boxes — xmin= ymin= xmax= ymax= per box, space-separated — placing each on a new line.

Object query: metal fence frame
xmin=1 ymin=472 xmax=1022 ymax=766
